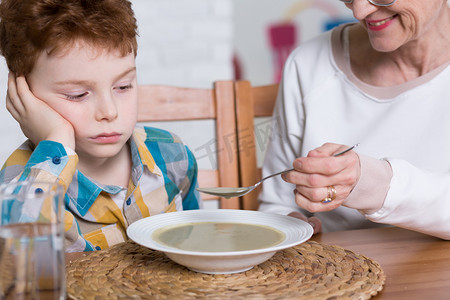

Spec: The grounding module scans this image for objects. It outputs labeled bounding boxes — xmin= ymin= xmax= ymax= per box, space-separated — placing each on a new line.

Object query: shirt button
xmin=126 ymin=199 xmax=131 ymax=205
xmin=52 ymin=156 xmax=61 ymax=165
xmin=95 ymin=246 xmax=101 ymax=250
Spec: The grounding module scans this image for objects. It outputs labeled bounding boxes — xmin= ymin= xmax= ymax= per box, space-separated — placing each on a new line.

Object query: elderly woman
xmin=258 ymin=0 xmax=450 ymax=239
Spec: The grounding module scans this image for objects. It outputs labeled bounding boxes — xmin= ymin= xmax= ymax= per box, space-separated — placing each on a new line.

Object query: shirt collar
xmin=132 ymin=127 xmax=162 ymax=176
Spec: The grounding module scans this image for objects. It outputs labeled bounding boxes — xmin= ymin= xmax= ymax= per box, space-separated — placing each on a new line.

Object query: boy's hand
xmin=6 ymin=73 xmax=75 ymax=149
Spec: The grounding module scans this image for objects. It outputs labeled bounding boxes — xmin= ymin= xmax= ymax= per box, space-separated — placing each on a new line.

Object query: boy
xmin=0 ymin=0 xmax=201 ymax=252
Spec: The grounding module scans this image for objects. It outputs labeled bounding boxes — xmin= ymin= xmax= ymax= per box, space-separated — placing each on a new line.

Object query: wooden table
xmin=311 ymin=227 xmax=450 ymax=299
xmin=66 ymin=226 xmax=450 ymax=299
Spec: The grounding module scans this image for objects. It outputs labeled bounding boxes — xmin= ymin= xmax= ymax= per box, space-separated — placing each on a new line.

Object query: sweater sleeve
xmin=257 ymin=50 xmax=310 ymax=217
xmin=364 ymin=158 xmax=450 ymax=240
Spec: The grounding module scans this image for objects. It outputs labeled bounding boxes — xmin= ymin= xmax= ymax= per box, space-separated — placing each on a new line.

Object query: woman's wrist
xmin=343 ymin=154 xmax=392 ymax=214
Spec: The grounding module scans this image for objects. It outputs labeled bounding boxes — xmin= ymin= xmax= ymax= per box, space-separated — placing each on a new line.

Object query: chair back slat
xmin=138 ymin=85 xmax=216 ymax=121
xmin=137 ymin=81 xmax=240 ymax=209
xmin=234 ymin=80 xmax=279 ymax=210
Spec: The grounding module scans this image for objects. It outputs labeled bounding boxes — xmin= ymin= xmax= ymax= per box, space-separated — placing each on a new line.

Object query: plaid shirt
xmin=0 ymin=126 xmax=202 ymax=252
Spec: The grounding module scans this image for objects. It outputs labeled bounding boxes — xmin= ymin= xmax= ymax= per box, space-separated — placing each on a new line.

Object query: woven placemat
xmin=66 ymin=240 xmax=385 ymax=300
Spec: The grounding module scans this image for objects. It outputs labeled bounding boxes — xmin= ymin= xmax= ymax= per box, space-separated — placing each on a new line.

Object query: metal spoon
xmin=196 ymin=143 xmax=359 ymax=199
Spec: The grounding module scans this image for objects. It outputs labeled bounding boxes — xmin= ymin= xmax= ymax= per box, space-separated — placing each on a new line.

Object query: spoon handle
xmin=332 ymin=143 xmax=359 ymax=157
xmin=257 ymin=168 xmax=295 ymax=184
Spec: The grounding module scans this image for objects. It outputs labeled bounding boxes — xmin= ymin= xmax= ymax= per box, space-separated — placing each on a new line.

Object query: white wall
xmin=0 ymin=60 xmax=24 ymax=165
xmin=134 ymin=0 xmax=233 ymax=87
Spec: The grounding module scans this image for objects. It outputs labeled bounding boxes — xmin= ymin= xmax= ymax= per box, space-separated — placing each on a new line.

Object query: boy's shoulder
xmin=133 ymin=126 xmax=193 ymax=175
xmin=134 ymin=126 xmax=184 ymax=144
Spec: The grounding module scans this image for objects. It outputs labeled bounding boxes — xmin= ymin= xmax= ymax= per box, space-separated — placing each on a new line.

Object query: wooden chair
xmin=137 ymin=81 xmax=240 ymax=209
xmin=234 ymin=80 xmax=279 ymax=210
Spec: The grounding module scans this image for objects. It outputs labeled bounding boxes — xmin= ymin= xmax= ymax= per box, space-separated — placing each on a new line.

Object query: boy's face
xmin=27 ymin=41 xmax=138 ymax=161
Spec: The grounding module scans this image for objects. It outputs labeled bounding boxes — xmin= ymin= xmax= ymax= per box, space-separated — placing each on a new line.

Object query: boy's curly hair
xmin=0 ymin=0 xmax=138 ymax=76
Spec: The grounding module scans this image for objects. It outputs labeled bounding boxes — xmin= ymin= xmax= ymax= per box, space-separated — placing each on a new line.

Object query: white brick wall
xmin=133 ymin=0 xmax=233 ymax=87
xmin=0 ymin=0 xmax=234 ymax=166
xmin=0 ymin=59 xmax=25 ymax=165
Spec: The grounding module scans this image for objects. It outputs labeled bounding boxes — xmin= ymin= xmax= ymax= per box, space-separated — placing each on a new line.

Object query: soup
xmin=152 ymin=222 xmax=285 ymax=252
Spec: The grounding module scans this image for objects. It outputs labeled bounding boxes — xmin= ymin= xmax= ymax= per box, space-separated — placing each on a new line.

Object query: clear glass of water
xmin=0 ymin=181 xmax=65 ymax=300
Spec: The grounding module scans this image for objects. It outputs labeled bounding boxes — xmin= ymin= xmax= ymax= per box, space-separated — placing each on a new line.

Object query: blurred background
xmin=0 ymin=0 xmax=354 ymax=173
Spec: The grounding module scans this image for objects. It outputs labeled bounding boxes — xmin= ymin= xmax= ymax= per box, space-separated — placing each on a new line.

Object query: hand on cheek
xmin=6 ymin=73 xmax=76 ymax=149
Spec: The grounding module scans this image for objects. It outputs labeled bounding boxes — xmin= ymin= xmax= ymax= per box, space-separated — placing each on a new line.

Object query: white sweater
xmin=258 ymin=24 xmax=450 ymax=239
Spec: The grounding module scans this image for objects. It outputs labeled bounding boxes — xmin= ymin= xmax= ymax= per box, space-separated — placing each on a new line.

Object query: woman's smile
xmin=366 ymin=15 xmax=397 ymax=31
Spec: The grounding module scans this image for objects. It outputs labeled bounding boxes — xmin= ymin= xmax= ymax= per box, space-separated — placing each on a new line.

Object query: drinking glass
xmin=0 ymin=181 xmax=65 ymax=300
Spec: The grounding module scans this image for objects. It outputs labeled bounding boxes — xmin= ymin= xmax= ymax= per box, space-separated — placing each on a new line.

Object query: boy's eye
xmin=65 ymin=92 xmax=88 ymax=101
xmin=115 ymin=84 xmax=133 ymax=91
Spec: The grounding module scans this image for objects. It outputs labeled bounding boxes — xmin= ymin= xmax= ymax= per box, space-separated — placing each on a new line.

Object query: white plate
xmin=127 ymin=209 xmax=313 ymax=274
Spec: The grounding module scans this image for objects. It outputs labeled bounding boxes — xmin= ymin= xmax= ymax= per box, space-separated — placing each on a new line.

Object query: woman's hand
xmin=6 ymin=73 xmax=75 ymax=149
xmin=282 ymin=143 xmax=361 ymax=213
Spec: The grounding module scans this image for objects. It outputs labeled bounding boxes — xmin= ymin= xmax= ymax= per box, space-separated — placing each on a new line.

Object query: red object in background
xmin=268 ymin=22 xmax=297 ymax=83
xmin=233 ymin=53 xmax=243 ymax=80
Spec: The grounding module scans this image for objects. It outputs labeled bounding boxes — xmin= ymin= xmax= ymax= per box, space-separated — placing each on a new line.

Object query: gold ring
xmin=322 ymin=186 xmax=336 ymax=203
